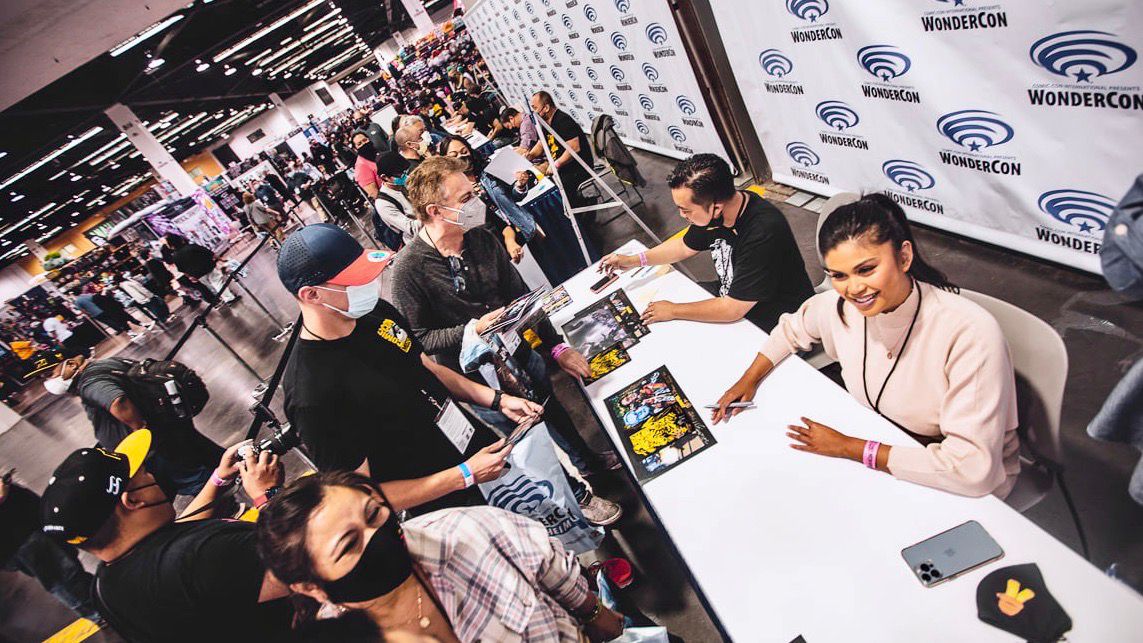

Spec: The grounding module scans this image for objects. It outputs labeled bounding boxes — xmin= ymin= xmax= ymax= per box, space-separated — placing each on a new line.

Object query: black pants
xmin=4 ymin=532 xmax=100 ymax=620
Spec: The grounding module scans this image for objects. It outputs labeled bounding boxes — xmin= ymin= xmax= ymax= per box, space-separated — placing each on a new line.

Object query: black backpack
xmin=117 ymin=359 xmax=210 ymax=424
xmin=372 ymin=192 xmax=407 ymax=250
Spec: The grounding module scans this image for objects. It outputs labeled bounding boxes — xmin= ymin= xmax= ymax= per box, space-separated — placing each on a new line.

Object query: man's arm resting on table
xmin=666 ymin=296 xmax=756 ymax=323
xmin=603 ymin=235 xmax=698 ymax=271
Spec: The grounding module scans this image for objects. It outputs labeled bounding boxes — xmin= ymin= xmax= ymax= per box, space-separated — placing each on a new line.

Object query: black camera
xmin=236 ymin=423 xmax=300 ymax=461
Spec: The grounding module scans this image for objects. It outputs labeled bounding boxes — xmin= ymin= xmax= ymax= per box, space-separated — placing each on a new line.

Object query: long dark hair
xmin=818 ymin=193 xmax=957 ymax=319
xmin=437 ymin=134 xmax=486 ymax=175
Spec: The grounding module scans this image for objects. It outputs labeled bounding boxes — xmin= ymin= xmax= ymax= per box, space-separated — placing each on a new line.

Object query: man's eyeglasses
xmin=447 ymin=255 xmax=467 ymax=294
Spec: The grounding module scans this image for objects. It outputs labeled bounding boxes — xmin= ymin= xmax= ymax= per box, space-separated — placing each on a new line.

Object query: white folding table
xmin=549 ymin=240 xmax=1143 ymax=642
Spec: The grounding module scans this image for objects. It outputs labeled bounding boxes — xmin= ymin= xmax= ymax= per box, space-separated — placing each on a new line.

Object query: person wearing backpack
xmin=163 ymin=233 xmax=236 ymax=305
xmin=40 ymin=354 xmax=224 ymax=499
xmin=372 ymin=152 xmax=421 ymax=248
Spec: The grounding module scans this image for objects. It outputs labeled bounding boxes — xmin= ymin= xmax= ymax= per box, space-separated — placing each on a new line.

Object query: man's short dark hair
xmin=532 ymin=90 xmax=555 ymax=108
xmin=500 ymin=107 xmax=519 ymax=121
xmin=666 ymin=154 xmax=735 ymax=207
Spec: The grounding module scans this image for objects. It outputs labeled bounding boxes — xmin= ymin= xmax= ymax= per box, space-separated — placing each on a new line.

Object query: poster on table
xmin=463 ymin=0 xmax=730 ymax=164
xmin=707 ymin=0 xmax=1143 ymax=273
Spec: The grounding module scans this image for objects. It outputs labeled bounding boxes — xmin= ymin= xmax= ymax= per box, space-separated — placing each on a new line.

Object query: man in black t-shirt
xmin=600 ymin=154 xmax=814 ymax=331
xmin=526 ymin=91 xmax=595 ymax=209
xmin=277 ymin=224 xmax=543 ymax=515
xmin=39 ymin=430 xmax=291 ymax=642
xmin=42 ymin=354 xmax=224 ymax=498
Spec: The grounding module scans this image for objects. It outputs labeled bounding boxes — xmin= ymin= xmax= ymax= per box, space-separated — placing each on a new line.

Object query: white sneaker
xmin=579 ymin=494 xmax=623 ymax=526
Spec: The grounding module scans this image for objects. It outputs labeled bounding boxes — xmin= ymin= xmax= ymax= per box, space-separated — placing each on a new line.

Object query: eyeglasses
xmin=446 ymin=255 xmax=467 ymax=294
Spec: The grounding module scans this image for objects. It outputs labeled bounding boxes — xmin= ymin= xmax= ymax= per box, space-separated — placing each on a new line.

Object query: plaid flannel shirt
xmin=405 ymin=506 xmax=590 ymax=642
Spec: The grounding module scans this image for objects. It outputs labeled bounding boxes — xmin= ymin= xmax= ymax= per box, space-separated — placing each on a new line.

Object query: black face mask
xmin=356 ymin=142 xmax=377 ymax=162
xmin=324 ymin=510 xmax=413 ymax=604
xmin=126 ymin=481 xmax=169 ymax=510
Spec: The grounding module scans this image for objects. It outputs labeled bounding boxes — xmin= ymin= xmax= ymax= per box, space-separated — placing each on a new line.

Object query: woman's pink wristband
xmin=550 ymin=343 xmax=571 ymax=360
xmin=638 ymin=251 xmax=648 ymax=267
xmin=862 ymin=441 xmax=881 ymax=469
xmin=210 ymin=471 xmax=234 ymax=488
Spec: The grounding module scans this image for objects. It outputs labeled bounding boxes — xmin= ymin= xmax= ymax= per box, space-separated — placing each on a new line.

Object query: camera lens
xmin=920 ymin=563 xmax=931 ymax=572
xmin=921 ymin=573 xmax=931 ymax=582
xmin=931 ymin=569 xmax=942 ymax=579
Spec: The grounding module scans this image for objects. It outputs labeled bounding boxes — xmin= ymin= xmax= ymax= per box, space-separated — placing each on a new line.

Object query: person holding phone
xmin=715 ymin=194 xmax=1019 ymax=498
xmin=599 ymin=154 xmax=814 ymax=331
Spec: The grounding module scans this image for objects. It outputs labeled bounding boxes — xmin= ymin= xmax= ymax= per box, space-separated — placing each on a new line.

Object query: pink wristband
xmin=210 ymin=471 xmax=234 ymax=488
xmin=638 ymin=251 xmax=648 ymax=267
xmin=550 ymin=343 xmax=571 ymax=360
xmin=862 ymin=441 xmax=881 ymax=469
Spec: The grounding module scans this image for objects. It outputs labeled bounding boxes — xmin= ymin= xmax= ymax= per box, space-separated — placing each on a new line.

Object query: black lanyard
xmin=862 ymin=282 xmax=923 ymax=415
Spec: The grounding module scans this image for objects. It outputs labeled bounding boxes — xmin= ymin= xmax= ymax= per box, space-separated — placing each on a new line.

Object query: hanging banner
xmin=708 ymin=0 xmax=1142 ymax=273
xmin=464 ymin=0 xmax=730 ymax=164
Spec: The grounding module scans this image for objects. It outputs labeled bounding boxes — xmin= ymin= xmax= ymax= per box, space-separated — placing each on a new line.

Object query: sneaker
xmin=579 ymin=493 xmax=622 ymax=526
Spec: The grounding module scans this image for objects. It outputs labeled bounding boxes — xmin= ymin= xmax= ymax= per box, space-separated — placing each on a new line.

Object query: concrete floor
xmin=3 ymin=151 xmax=1142 ymax=642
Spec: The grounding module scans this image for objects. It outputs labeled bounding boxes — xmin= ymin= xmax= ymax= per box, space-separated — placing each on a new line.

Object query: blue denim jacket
xmin=480 ymin=172 xmax=537 ymax=242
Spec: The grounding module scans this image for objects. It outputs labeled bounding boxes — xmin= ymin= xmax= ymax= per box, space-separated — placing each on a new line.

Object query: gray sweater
xmin=389 ymin=227 xmax=562 ymax=374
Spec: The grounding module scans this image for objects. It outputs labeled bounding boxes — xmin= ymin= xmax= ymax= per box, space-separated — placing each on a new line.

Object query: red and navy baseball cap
xmin=277 ymin=224 xmax=393 ymax=294
xmin=41 ymin=430 xmax=152 ymax=544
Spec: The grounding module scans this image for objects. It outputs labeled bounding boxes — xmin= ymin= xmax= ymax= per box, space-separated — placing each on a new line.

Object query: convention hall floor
xmin=2 ymin=151 xmax=1140 ymax=642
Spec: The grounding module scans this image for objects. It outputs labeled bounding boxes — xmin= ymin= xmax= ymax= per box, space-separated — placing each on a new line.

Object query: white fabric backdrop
xmin=464 ymin=0 xmax=730 ymax=164
xmin=708 ymin=0 xmax=1142 ymax=273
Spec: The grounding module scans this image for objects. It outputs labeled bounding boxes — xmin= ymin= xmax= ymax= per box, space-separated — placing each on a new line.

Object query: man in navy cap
xmin=40 ymin=430 xmax=291 ymax=641
xmin=278 ymin=224 xmax=543 ymax=515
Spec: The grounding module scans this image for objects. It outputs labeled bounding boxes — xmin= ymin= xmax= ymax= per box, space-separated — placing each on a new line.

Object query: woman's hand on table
xmin=640 ymin=300 xmax=677 ymax=325
xmin=787 ymin=417 xmax=864 ymax=460
xmin=713 ymin=376 xmax=760 ymax=424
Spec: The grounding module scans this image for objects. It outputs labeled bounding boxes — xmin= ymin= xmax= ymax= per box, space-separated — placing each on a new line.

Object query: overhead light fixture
xmin=10 ymin=194 xmax=24 ymax=202
xmin=196 ymin=62 xmax=210 ymax=72
xmin=212 ymin=0 xmax=324 ymax=63
xmin=49 ymin=169 xmax=69 ymax=181
xmin=0 ymin=152 xmax=6 ymax=159
xmin=110 ymin=14 xmax=185 ymax=57
xmin=258 ymin=17 xmax=342 ymax=67
xmin=147 ymin=57 xmax=166 ymax=70
xmin=252 ymin=67 xmax=263 ymax=75
xmin=0 ymin=126 xmax=103 ymax=190
xmin=70 ymin=174 xmax=83 ymax=182
xmin=224 ymin=66 xmax=237 ymax=76
xmin=304 ymin=8 xmax=343 ymax=31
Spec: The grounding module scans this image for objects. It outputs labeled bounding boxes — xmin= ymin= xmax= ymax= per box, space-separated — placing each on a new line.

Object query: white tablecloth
xmin=549 ymin=240 xmax=1143 ymax=642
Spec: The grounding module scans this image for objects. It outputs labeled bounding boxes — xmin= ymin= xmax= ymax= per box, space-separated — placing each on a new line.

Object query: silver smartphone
xmin=901 ymin=520 xmax=1004 ymax=588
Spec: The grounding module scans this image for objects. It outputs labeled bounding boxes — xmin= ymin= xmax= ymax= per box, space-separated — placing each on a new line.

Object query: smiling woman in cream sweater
xmin=715 ymin=194 xmax=1020 ymax=498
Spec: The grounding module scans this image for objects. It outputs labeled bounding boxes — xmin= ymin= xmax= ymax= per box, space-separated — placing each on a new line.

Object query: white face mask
xmin=43 ymin=375 xmax=72 ymax=396
xmin=437 ymin=198 xmax=486 ymax=231
xmin=314 ymin=280 xmax=380 ymax=319
xmin=420 ymin=131 xmax=433 ymax=145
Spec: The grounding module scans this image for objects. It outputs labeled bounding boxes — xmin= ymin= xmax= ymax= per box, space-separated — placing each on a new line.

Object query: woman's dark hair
xmin=163 ymin=233 xmax=187 ymax=249
xmin=437 ymin=134 xmax=485 ymax=174
xmin=818 ymin=193 xmax=957 ymax=319
xmin=255 ymin=470 xmax=379 ymax=587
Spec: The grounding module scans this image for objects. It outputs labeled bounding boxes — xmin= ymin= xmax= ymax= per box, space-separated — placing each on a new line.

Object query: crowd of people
xmin=0 ymin=17 xmax=1053 ymax=643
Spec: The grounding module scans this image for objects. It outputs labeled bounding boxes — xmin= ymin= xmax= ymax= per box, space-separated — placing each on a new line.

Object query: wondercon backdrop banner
xmin=463 ymin=0 xmax=730 ymax=164
xmin=708 ymin=0 xmax=1142 ymax=273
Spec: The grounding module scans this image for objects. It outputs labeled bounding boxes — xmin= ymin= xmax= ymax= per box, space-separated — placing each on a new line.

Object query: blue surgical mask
xmin=393 ymin=173 xmax=408 ymax=187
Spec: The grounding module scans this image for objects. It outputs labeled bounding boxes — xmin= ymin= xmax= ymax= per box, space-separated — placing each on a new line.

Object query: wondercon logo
xmin=586 ymin=67 xmax=599 ymax=81
xmin=759 ymin=49 xmax=794 ymax=78
xmin=611 ymin=32 xmax=628 ymax=51
xmin=638 ymin=94 xmax=655 ymax=111
xmin=547 ymin=47 xmax=557 ymax=60
xmin=584 ymin=5 xmax=598 ymax=22
xmin=815 ymin=100 xmax=859 ymax=130
xmin=567 ymin=68 xmax=576 ymax=81
xmin=529 ymin=27 xmax=539 ymax=40
xmin=561 ymin=14 xmax=574 ymax=30
xmin=676 ymin=95 xmax=698 ymax=116
xmin=586 ymin=38 xmax=599 ymax=54
xmin=609 ymin=93 xmax=624 ymax=107
xmin=882 ymin=160 xmax=936 ymax=192
xmin=635 ymin=120 xmax=650 ymax=135
xmin=642 ymin=62 xmax=660 ymax=82
xmin=1038 ymin=189 xmax=1115 ymax=234
xmin=667 ymin=125 xmax=687 ymax=142
xmin=614 ymin=0 xmax=631 ymax=13
xmin=525 ymin=1 xmax=534 ymax=15
xmin=936 ymin=109 xmax=1014 ymax=151
xmin=587 ymin=91 xmax=599 ymax=104
xmin=565 ymin=44 xmax=575 ymax=57
xmin=610 ymin=65 xmax=625 ymax=81
xmin=857 ymin=44 xmax=912 ymax=81
xmin=646 ymin=23 xmax=669 ymax=45
xmin=569 ymin=89 xmax=579 ymax=102
xmin=1029 ymin=30 xmax=1137 ymax=83
xmin=513 ymin=9 xmax=520 ymax=21
xmin=544 ymin=22 xmax=555 ymax=36
xmin=787 ymin=0 xmax=829 ymax=23
xmin=786 ymin=142 xmax=821 ymax=166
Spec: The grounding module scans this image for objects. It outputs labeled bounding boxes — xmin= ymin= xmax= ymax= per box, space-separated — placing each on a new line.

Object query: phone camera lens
xmin=930 ymin=569 xmax=942 ymax=579
xmin=920 ymin=563 xmax=931 ymax=572
xmin=921 ymin=573 xmax=931 ymax=582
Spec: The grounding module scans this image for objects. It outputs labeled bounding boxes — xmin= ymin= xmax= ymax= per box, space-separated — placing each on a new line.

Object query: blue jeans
xmin=5 ymin=531 xmax=100 ymax=620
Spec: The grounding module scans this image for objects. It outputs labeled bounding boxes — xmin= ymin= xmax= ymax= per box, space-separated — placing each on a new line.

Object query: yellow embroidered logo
xmin=377 ymin=319 xmax=412 ymax=353
xmin=996 ymin=579 xmax=1035 ymax=617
